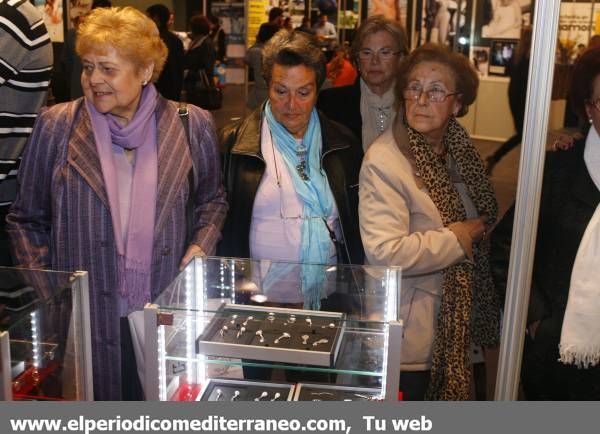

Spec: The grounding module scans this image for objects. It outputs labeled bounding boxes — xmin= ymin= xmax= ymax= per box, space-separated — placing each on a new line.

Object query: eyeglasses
xmin=358 ymin=48 xmax=402 ymax=61
xmin=402 ymin=86 xmax=460 ymax=103
xmin=586 ymin=98 xmax=600 ymax=111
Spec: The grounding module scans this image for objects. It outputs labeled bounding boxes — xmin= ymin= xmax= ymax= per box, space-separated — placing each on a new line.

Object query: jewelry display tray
xmin=293 ymin=383 xmax=381 ymax=401
xmin=196 ymin=304 xmax=346 ymax=367
xmin=198 ymin=378 xmax=295 ymax=401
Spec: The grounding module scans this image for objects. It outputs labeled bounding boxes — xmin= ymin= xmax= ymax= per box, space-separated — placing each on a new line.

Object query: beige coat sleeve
xmin=359 ymin=135 xmax=466 ymax=276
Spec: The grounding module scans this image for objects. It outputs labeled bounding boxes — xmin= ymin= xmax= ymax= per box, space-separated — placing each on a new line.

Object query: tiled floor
xmin=210 ymin=84 xmax=520 ymax=215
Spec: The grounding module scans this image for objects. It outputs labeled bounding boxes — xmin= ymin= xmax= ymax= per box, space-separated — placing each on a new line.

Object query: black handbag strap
xmin=198 ymin=69 xmax=212 ymax=88
xmin=178 ymin=102 xmax=195 ymax=244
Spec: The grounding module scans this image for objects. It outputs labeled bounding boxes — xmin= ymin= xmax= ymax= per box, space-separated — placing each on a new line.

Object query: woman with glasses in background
xmin=359 ymin=44 xmax=500 ymax=400
xmin=317 ymin=15 xmax=408 ymax=151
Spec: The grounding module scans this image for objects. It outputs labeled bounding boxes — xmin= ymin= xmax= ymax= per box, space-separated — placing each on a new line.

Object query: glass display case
xmin=144 ymin=256 xmax=402 ymax=401
xmin=0 ymin=267 xmax=93 ymax=401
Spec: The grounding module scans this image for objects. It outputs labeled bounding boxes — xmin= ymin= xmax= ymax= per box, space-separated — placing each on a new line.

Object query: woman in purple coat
xmin=6 ymin=7 xmax=227 ymax=400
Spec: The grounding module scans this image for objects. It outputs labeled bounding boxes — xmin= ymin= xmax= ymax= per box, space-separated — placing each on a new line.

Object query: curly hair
xmin=395 ymin=43 xmax=479 ymax=117
xmin=261 ymin=30 xmax=326 ymax=88
xmin=76 ymin=7 xmax=167 ymax=81
xmin=570 ymin=46 xmax=600 ymax=123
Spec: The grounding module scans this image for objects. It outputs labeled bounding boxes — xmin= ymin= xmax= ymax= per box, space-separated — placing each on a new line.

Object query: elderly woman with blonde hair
xmin=7 ymin=7 xmax=227 ymax=400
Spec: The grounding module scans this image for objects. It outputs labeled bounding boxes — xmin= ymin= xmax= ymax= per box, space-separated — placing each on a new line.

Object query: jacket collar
xmin=230 ymin=103 xmax=351 ymax=158
xmin=67 ymin=96 xmax=191 ymax=234
xmin=68 ymin=100 xmax=109 ymax=209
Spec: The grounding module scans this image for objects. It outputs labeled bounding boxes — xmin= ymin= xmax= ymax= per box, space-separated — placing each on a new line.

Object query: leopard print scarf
xmin=405 ymin=116 xmax=500 ymax=400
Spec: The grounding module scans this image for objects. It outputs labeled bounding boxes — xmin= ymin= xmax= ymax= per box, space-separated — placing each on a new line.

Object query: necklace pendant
xmin=296 ymin=161 xmax=309 ymax=181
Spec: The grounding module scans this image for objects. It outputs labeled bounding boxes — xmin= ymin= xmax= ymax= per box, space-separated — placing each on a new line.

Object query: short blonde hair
xmin=76 ymin=6 xmax=167 ymax=81
xmin=350 ymin=15 xmax=408 ymax=68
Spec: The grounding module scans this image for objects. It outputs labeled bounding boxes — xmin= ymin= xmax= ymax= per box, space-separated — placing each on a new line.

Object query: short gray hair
xmin=261 ymin=30 xmax=326 ymax=89
xmin=350 ymin=15 xmax=408 ymax=68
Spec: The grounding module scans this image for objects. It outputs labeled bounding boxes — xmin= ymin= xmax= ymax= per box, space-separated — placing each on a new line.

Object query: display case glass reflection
xmin=0 ymin=267 xmax=92 ymax=401
xmin=146 ymin=256 xmax=402 ymax=401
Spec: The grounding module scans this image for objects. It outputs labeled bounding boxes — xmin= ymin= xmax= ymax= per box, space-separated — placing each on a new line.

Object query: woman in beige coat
xmin=359 ymin=44 xmax=500 ymax=400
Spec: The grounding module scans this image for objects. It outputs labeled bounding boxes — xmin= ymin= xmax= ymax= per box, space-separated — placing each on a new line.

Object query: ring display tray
xmin=196 ymin=304 xmax=346 ymax=367
xmin=293 ymin=383 xmax=381 ymax=401
xmin=198 ymin=378 xmax=295 ymax=401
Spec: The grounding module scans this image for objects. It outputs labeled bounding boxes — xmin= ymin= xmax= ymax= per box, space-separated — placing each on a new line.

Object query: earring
xmin=590 ymin=118 xmax=594 ymax=124
xmin=142 ymin=80 xmax=148 ymax=86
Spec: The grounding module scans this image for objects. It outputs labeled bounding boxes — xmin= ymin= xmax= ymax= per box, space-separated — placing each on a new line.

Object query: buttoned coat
xmin=6 ymin=96 xmax=228 ymax=400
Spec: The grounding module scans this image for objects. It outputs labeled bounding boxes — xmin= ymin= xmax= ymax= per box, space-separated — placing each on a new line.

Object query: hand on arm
xmin=547 ymin=128 xmax=583 ymax=151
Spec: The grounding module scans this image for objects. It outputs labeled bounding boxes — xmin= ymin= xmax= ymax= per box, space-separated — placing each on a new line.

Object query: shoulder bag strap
xmin=178 ymin=102 xmax=195 ymax=244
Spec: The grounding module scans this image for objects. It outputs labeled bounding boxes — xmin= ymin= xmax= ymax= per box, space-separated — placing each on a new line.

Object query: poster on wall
xmin=471 ymin=45 xmax=490 ymax=76
xmin=338 ymin=0 xmax=360 ymax=30
xmin=246 ymin=0 xmax=270 ymax=47
xmin=474 ymin=0 xmax=531 ymax=42
xmin=413 ymin=1 xmax=472 ymax=49
xmin=34 ymin=0 xmax=64 ymax=42
xmin=213 ymin=2 xmax=246 ymax=84
xmin=558 ymin=2 xmax=597 ymax=63
xmin=67 ymin=0 xmax=93 ymax=30
xmin=368 ymin=0 xmax=407 ymax=25
xmin=488 ymin=39 xmax=516 ymax=75
xmin=272 ymin=0 xmax=306 ymax=29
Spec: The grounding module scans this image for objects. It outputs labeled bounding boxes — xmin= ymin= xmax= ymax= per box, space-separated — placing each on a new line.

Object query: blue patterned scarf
xmin=264 ymin=102 xmax=334 ymax=309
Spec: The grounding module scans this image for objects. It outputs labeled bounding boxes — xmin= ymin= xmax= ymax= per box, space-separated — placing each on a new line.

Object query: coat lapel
xmin=154 ymin=98 xmax=192 ymax=234
xmin=67 ymin=105 xmax=109 ymax=209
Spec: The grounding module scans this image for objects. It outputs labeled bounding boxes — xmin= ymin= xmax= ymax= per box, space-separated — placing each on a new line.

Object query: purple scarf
xmin=85 ymin=84 xmax=158 ymax=312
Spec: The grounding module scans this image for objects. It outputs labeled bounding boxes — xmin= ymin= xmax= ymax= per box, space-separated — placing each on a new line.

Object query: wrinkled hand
xmin=179 ymin=244 xmax=206 ymax=271
xmin=461 ymin=217 xmax=489 ymax=244
xmin=547 ymin=129 xmax=583 ymax=152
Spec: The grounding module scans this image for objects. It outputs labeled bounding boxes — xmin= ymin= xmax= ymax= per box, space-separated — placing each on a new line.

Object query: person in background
xmin=0 ymin=0 xmax=53 ymax=266
xmin=312 ymin=13 xmax=337 ymax=50
xmin=147 ymin=4 xmax=185 ymax=101
xmin=219 ymin=29 xmax=363 ymax=274
xmin=245 ymin=23 xmax=279 ymax=110
xmin=563 ymin=35 xmax=600 ymax=130
xmin=283 ymin=16 xmax=293 ymax=32
xmin=360 ymin=44 xmax=500 ymax=400
xmin=60 ymin=0 xmax=111 ymax=101
xmin=485 ymin=26 xmax=531 ymax=174
xmin=325 ymin=43 xmax=357 ymax=88
xmin=495 ymin=47 xmax=600 ymax=400
xmin=268 ymin=7 xmax=284 ymax=28
xmin=295 ymin=16 xmax=315 ymax=35
xmin=318 ymin=15 xmax=408 ymax=151
xmin=316 ymin=0 xmax=337 ymax=24
xmin=185 ymin=15 xmax=216 ymax=79
xmin=184 ymin=15 xmax=217 ymax=106
xmin=7 ymin=6 xmax=227 ymax=400
xmin=208 ymin=15 xmax=226 ymax=63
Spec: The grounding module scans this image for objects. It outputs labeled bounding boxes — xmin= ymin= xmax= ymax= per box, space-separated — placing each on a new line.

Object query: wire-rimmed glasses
xmin=358 ymin=48 xmax=402 ymax=61
xmin=402 ymin=85 xmax=460 ymax=103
